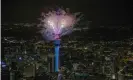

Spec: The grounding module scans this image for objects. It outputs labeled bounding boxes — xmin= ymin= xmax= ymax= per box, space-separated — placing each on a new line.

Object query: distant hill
xmin=1 ymin=24 xmax=133 ymax=41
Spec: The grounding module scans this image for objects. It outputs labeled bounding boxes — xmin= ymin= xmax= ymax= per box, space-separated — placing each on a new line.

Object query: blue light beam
xmin=54 ymin=40 xmax=60 ymax=72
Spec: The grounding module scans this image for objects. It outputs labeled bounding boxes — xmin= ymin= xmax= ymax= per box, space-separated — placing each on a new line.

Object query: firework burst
xmin=38 ymin=8 xmax=82 ymax=41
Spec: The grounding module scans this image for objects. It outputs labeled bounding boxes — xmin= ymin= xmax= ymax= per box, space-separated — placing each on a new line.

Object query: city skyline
xmin=1 ymin=0 xmax=133 ymax=80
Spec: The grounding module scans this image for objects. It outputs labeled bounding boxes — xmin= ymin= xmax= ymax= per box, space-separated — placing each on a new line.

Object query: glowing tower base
xmin=54 ymin=39 xmax=60 ymax=72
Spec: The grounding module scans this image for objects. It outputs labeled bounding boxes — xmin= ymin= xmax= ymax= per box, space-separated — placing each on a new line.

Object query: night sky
xmin=2 ymin=0 xmax=133 ymax=26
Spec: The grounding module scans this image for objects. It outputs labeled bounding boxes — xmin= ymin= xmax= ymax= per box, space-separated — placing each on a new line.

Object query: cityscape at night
xmin=1 ymin=0 xmax=133 ymax=80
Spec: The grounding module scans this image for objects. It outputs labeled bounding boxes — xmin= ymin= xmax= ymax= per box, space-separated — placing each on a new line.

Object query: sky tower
xmin=39 ymin=8 xmax=81 ymax=72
